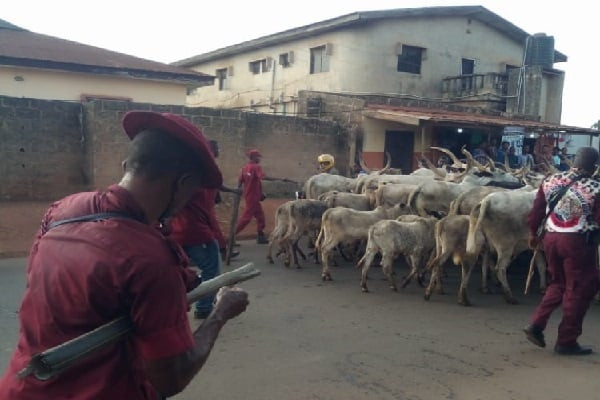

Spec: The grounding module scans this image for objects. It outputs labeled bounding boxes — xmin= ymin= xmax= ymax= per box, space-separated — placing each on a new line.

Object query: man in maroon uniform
xmin=235 ymin=149 xmax=275 ymax=244
xmin=524 ymin=146 xmax=600 ymax=355
xmin=0 ymin=111 xmax=249 ymax=398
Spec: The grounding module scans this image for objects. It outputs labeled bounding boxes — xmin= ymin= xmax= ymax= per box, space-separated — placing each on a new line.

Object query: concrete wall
xmin=0 ymin=96 xmax=347 ymax=202
xmin=0 ymin=96 xmax=87 ymax=200
xmin=0 ymin=96 xmax=348 ymax=257
xmin=186 ymin=16 xmax=525 ymax=113
xmin=0 ymin=66 xmax=188 ymax=105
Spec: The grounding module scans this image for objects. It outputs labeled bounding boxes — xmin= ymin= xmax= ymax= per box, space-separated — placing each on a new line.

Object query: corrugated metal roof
xmin=363 ymin=105 xmax=598 ymax=135
xmin=0 ymin=21 xmax=214 ymax=86
xmin=174 ymin=6 xmax=567 ymax=67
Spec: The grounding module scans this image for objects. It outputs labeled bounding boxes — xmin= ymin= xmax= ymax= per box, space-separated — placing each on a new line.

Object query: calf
xmin=358 ymin=215 xmax=437 ymax=292
xmin=316 ymin=205 xmax=404 ymax=281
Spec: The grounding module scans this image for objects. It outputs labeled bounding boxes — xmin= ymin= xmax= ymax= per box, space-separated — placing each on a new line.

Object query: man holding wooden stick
xmin=0 ymin=111 xmax=250 ymax=399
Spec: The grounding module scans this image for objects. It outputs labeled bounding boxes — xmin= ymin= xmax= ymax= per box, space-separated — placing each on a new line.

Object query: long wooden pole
xmin=226 ymin=187 xmax=243 ymax=266
xmin=18 ymin=263 xmax=260 ymax=381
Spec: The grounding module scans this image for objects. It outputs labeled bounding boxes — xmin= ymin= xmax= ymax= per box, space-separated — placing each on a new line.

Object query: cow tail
xmin=466 ymin=200 xmax=487 ymax=256
xmin=408 ymin=185 xmax=422 ymax=215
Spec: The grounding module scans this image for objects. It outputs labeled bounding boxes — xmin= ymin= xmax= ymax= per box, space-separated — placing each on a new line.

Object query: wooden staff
xmin=225 ymin=186 xmax=242 ymax=265
xmin=524 ymin=248 xmax=538 ymax=295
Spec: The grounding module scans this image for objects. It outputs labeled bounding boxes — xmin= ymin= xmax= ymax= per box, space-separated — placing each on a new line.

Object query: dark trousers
xmin=531 ymin=232 xmax=600 ymax=346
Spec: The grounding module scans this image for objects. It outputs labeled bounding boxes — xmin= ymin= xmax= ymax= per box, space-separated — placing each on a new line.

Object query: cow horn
xmin=358 ymin=152 xmax=372 ymax=174
xmin=485 ymin=155 xmax=496 ymax=172
xmin=461 ymin=147 xmax=486 ymax=170
xmin=455 ymin=157 xmax=473 ymax=180
xmin=383 ymin=151 xmax=392 ymax=170
xmin=419 ymin=153 xmax=446 ymax=178
xmin=503 ymin=153 xmax=515 ymax=174
xmin=430 ymin=146 xmax=462 ymax=167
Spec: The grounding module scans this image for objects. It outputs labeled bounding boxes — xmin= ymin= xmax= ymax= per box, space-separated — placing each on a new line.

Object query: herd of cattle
xmin=266 ymin=147 xmax=557 ymax=306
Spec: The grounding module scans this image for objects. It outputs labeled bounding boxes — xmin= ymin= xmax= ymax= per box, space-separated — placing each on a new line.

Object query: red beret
xmin=247 ymin=149 xmax=262 ymax=158
xmin=122 ymin=111 xmax=223 ymax=189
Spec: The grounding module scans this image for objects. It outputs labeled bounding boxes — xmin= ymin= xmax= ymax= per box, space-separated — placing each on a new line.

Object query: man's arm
xmin=143 ymin=287 xmax=249 ymax=397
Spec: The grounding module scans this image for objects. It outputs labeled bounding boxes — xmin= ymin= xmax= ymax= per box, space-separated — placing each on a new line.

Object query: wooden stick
xmin=524 ymin=248 xmax=538 ymax=295
xmin=226 ymin=187 xmax=242 ymax=266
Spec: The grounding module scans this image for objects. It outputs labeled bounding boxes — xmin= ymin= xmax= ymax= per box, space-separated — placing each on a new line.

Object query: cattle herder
xmin=524 ymin=146 xmax=600 ymax=355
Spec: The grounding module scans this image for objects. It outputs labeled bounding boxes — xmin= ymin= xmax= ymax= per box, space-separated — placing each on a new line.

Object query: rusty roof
xmin=363 ymin=105 xmax=598 ymax=135
xmin=0 ymin=20 xmax=213 ymax=86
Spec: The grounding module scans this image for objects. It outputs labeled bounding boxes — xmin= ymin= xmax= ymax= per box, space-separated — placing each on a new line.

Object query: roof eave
xmin=0 ymin=56 xmax=215 ymax=86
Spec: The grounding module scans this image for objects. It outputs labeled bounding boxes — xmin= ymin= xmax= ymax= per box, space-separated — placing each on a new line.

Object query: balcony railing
xmin=442 ymin=72 xmax=508 ymax=99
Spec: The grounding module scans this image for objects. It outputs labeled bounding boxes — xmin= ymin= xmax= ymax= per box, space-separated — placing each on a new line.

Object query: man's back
xmin=0 ymin=185 xmax=194 ymax=399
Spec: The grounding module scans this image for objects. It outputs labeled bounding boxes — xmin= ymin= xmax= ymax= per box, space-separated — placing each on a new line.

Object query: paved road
xmin=1 ymin=244 xmax=599 ymax=400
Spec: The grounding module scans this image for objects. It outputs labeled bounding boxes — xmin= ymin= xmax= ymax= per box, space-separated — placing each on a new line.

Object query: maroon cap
xmin=122 ymin=111 xmax=223 ymax=189
xmin=247 ymin=149 xmax=262 ymax=158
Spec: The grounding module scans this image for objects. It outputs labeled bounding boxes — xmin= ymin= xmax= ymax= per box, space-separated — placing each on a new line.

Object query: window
xmin=249 ymin=59 xmax=269 ymax=74
xmin=461 ymin=58 xmax=475 ymax=90
xmin=279 ymin=53 xmax=291 ymax=68
xmin=310 ymin=46 xmax=329 ymax=74
xmin=461 ymin=58 xmax=475 ymax=75
xmin=216 ymin=68 xmax=228 ymax=90
xmin=397 ymin=45 xmax=424 ymax=74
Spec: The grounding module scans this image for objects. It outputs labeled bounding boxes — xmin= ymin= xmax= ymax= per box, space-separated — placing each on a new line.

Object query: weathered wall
xmin=84 ymin=100 xmax=346 ymax=190
xmin=0 ymin=96 xmax=347 ymax=256
xmin=0 ymin=96 xmax=88 ymax=201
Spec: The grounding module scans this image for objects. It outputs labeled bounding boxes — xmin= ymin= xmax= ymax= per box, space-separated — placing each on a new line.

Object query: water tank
xmin=525 ymin=33 xmax=555 ymax=69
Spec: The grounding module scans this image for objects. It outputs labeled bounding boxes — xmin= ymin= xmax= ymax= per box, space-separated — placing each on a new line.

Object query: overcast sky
xmin=4 ymin=0 xmax=598 ymax=128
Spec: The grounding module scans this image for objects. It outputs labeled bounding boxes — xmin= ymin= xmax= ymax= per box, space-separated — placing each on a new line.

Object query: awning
xmin=363 ymin=105 xmax=598 ymax=135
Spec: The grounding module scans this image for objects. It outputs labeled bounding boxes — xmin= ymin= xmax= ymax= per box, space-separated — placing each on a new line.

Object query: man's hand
xmin=528 ymin=234 xmax=539 ymax=250
xmin=213 ymin=287 xmax=249 ymax=321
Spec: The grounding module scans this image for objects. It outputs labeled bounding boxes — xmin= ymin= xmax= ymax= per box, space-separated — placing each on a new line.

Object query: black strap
xmin=537 ymin=174 xmax=586 ymax=236
xmin=47 ymin=212 xmax=143 ymax=231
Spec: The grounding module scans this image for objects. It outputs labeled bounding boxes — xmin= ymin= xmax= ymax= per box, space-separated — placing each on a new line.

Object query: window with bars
xmin=397 ymin=45 xmax=424 ymax=74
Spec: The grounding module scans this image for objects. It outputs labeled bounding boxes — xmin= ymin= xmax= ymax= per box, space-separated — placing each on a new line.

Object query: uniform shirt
xmin=239 ymin=161 xmax=265 ymax=203
xmin=0 ymin=185 xmax=195 ymax=400
xmin=528 ymin=170 xmax=600 ymax=236
xmin=170 ymin=188 xmax=226 ymax=248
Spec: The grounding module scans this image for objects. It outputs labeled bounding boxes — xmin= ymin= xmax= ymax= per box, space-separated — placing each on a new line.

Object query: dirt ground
xmin=3 ymin=238 xmax=598 ymax=400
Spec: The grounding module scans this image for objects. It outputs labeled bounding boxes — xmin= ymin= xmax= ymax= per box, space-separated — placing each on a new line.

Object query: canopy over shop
xmin=360 ymin=105 xmax=599 ymax=172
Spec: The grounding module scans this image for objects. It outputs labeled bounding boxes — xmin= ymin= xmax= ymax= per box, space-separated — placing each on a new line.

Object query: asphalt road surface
xmin=1 ymin=242 xmax=599 ymax=400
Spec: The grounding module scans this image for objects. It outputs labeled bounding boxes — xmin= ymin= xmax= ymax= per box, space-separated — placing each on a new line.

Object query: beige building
xmin=175 ymin=6 xmax=591 ymax=172
xmin=0 ymin=19 xmax=213 ymax=105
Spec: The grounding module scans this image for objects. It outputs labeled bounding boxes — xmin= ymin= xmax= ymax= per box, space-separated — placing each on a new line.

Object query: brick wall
xmin=0 ymin=96 xmax=348 ymax=256
xmin=0 ymin=96 xmax=88 ymax=200
xmin=84 ymin=100 xmax=347 ymax=192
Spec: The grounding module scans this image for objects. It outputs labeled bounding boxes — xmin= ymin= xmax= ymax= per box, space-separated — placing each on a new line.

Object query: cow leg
xmin=320 ymin=241 xmax=336 ymax=281
xmin=495 ymin=252 xmax=518 ymax=304
xmin=479 ymin=249 xmax=492 ymax=294
xmin=381 ymin=253 xmax=397 ymax=291
xmin=359 ymin=250 xmax=377 ymax=292
xmin=424 ymin=251 xmax=450 ymax=300
xmin=458 ymin=260 xmax=475 ymax=306
xmin=401 ymin=254 xmax=421 ymax=288
xmin=267 ymin=238 xmax=277 ymax=264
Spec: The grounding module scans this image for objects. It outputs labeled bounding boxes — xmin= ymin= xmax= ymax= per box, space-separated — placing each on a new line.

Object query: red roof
xmin=0 ymin=21 xmax=213 ymax=86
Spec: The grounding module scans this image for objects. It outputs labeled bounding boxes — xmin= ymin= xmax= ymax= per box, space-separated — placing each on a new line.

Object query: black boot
xmin=523 ymin=324 xmax=546 ymax=348
xmin=257 ymin=231 xmax=268 ymax=244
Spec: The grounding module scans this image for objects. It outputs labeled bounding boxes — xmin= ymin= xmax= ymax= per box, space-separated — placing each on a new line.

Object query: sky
xmin=3 ymin=0 xmax=598 ymax=128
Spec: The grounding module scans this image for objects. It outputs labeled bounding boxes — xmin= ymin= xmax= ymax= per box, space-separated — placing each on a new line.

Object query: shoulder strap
xmin=47 ymin=212 xmax=143 ymax=231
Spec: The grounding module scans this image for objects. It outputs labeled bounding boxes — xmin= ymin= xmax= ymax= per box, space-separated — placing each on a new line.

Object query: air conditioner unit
xmin=325 ymin=43 xmax=333 ymax=55
xmin=395 ymin=42 xmax=403 ymax=55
